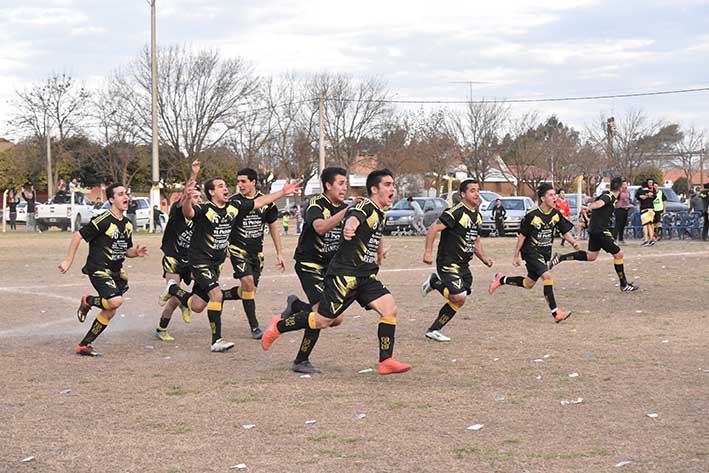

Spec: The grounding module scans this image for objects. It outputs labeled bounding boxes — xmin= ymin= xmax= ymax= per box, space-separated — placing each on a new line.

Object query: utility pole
xmin=149 ymin=0 xmax=159 ymax=232
xmin=46 ymin=124 xmax=53 ymax=197
xmin=319 ymin=94 xmax=325 ymax=177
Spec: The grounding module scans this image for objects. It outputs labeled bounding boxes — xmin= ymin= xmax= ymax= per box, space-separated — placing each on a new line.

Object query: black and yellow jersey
xmin=294 ymin=194 xmax=346 ymax=265
xmin=227 ymin=192 xmax=278 ymax=254
xmin=189 ymin=199 xmax=254 ymax=265
xmin=327 ymin=198 xmax=385 ymax=277
xmin=436 ymin=202 xmax=482 ymax=266
xmin=588 ymin=191 xmax=616 ymax=234
xmin=79 ymin=210 xmax=133 ymax=274
xmin=519 ymin=206 xmax=573 ymax=258
xmin=160 ymin=202 xmax=194 ymax=262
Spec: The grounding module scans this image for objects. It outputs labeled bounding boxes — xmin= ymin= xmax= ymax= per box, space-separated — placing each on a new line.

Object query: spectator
xmin=7 ymin=189 xmax=19 ymax=230
xmin=578 ymin=198 xmax=591 ymax=240
xmin=408 ymin=196 xmax=425 ymax=234
xmin=282 ymin=212 xmax=290 ymax=235
xmin=295 ymin=205 xmax=303 ymax=234
xmin=94 ymin=198 xmax=103 ymax=209
xmin=127 ymin=192 xmax=138 ymax=230
xmin=57 ymin=179 xmax=67 ymax=192
xmin=699 ymin=184 xmax=709 ymax=241
xmin=555 ymin=190 xmax=571 ymax=245
xmin=652 ymin=182 xmax=667 ymax=240
xmin=491 ymin=198 xmax=506 ymax=237
xmin=69 ymin=178 xmax=79 ymax=192
xmin=614 ymin=178 xmax=631 ymax=243
xmin=152 ymin=205 xmax=162 ymax=233
xmin=21 ymin=183 xmax=36 ymax=232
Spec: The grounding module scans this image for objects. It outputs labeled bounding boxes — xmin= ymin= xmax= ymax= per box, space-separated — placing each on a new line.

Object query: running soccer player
xmin=262 ymin=169 xmax=412 ymax=375
xmin=280 ymin=167 xmax=353 ymax=374
xmin=489 ymin=183 xmax=578 ymax=322
xmin=155 ymin=160 xmax=202 ymax=342
xmin=58 ymin=183 xmax=148 ymax=356
xmin=222 ymin=168 xmax=282 ymax=340
xmin=161 ymin=176 xmax=301 ymax=352
xmin=637 ymin=179 xmax=656 ymax=246
xmin=546 ymin=176 xmax=639 ymax=292
xmin=420 ymin=179 xmax=493 ymax=342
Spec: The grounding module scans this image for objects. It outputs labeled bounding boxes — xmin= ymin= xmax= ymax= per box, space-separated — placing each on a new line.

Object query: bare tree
xmin=447 ymin=100 xmax=508 ymax=187
xmin=411 ymin=110 xmax=459 ymax=193
xmin=499 ymin=112 xmax=547 ymax=195
xmin=372 ymin=112 xmax=418 ymax=180
xmin=673 ymin=125 xmax=704 ymax=187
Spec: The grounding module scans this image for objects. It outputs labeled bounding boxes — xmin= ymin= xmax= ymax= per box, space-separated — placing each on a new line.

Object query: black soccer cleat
xmin=621 ymin=283 xmax=639 ymax=293
xmin=251 ymin=327 xmax=264 ymax=340
xmin=292 ymin=360 xmax=322 ymax=374
xmin=280 ymin=294 xmax=299 ymax=319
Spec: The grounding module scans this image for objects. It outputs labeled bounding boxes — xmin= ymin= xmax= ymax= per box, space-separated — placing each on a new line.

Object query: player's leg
xmin=539 ymin=270 xmax=571 ymax=323
xmin=239 ymin=273 xmax=260 ymax=338
xmin=76 ymin=273 xmax=125 ymax=356
xmin=425 ymin=266 xmax=469 ymax=342
xmin=365 ymin=290 xmax=411 ymax=375
xmin=291 ymin=264 xmax=326 ymax=373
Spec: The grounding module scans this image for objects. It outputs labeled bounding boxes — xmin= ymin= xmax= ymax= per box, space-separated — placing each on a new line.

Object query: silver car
xmin=481 ymin=196 xmax=536 ymax=235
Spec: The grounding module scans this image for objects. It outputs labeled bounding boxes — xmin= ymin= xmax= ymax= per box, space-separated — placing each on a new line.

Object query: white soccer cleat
xmin=159 ymin=279 xmax=176 ymax=307
xmin=210 ymin=338 xmax=235 ymax=352
xmin=425 ymin=330 xmax=451 ymax=342
xmin=421 ymin=273 xmax=436 ymax=297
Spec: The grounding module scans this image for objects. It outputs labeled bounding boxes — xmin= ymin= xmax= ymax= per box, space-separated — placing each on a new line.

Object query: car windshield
xmin=480 ymin=191 xmax=499 ymax=202
xmin=501 ymin=199 xmax=526 ymax=210
xmin=660 ymin=187 xmax=679 ymax=202
xmin=392 ymin=199 xmax=413 ymax=210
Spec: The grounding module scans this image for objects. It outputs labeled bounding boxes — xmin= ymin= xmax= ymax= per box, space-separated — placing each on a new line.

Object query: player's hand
xmin=282 ymin=179 xmax=303 ymax=196
xmin=483 ymin=256 xmax=494 ymax=267
xmin=347 ymin=196 xmax=364 ymax=208
xmin=513 ymin=255 xmax=521 ymax=267
xmin=135 ymin=245 xmax=148 ymax=257
xmin=377 ymin=246 xmax=391 ymax=265
xmin=276 ymin=254 xmax=286 ymax=272
xmin=190 ymin=160 xmax=201 ymax=177
xmin=572 ymin=241 xmax=580 ymax=250
xmin=343 ymin=223 xmax=357 ymax=240
xmin=58 ymin=259 xmax=72 ymax=273
xmin=423 ymin=251 xmax=433 ymax=265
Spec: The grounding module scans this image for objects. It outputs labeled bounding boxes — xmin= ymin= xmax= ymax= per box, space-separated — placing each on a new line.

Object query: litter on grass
xmin=466 ymin=424 xmax=484 ymax=431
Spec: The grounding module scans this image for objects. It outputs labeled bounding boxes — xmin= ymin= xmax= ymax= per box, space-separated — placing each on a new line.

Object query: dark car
xmin=384 ymin=197 xmax=448 ymax=234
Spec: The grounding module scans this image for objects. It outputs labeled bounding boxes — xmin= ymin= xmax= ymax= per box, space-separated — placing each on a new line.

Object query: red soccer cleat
xmin=554 ymin=309 xmax=573 ymax=323
xmin=488 ymin=272 xmax=504 ymax=295
xmin=378 ymin=357 xmax=412 ymax=375
xmin=261 ymin=316 xmax=282 ymax=351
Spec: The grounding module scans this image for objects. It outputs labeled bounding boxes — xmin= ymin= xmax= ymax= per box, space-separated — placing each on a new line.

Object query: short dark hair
xmin=644 ymin=178 xmax=653 ymax=188
xmin=557 ymin=188 xmax=565 ymax=194
xmin=204 ymin=177 xmax=224 ymax=202
xmin=610 ymin=176 xmax=623 ymax=191
xmin=237 ymin=168 xmax=258 ymax=182
xmin=106 ymin=182 xmax=125 ymax=201
xmin=366 ymin=169 xmax=393 ymax=196
xmin=321 ymin=167 xmax=347 ymax=191
xmin=459 ymin=179 xmax=478 ymax=194
xmin=537 ymin=182 xmax=554 ymax=199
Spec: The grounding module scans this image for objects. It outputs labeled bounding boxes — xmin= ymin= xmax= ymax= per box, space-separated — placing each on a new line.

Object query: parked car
xmin=481 ymin=196 xmax=536 ymax=235
xmin=384 ymin=197 xmax=448 ymax=234
xmin=93 ymin=196 xmax=156 ymax=229
xmin=3 ymin=201 xmax=28 ymax=224
xmin=563 ymin=193 xmax=589 ymax=225
xmin=36 ymin=191 xmax=95 ymax=231
xmin=627 ymin=186 xmax=688 ymax=213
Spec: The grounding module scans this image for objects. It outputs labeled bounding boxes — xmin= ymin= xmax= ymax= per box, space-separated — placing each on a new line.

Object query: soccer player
xmin=161 ymin=176 xmax=301 ymax=352
xmin=546 ymin=176 xmax=639 ymax=292
xmin=488 ymin=183 xmax=578 ymax=322
xmin=222 ymin=168 xmax=282 ymax=340
xmin=280 ymin=167 xmax=353 ymax=373
xmin=261 ymin=169 xmax=412 ymax=375
xmin=155 ymin=160 xmax=202 ymax=342
xmin=637 ymin=179 xmax=656 ymax=246
xmin=58 ymin=183 xmax=148 ymax=356
xmin=420 ymin=179 xmax=493 ymax=342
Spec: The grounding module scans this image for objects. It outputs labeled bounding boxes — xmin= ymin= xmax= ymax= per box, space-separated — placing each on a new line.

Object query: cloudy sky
xmin=1 ymin=0 xmax=708 ymax=137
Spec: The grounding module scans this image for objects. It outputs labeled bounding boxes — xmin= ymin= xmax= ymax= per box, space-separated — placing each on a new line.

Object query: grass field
xmin=0 ymin=231 xmax=707 ymax=472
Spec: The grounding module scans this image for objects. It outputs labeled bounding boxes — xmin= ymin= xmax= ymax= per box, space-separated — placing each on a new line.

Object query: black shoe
xmin=546 ymin=252 xmax=560 ymax=271
xmin=621 ymin=283 xmax=639 ymax=293
xmin=292 ymin=360 xmax=322 ymax=374
xmin=281 ymin=294 xmax=298 ymax=319
xmin=251 ymin=327 xmax=263 ymax=340
xmin=77 ymin=295 xmax=91 ymax=323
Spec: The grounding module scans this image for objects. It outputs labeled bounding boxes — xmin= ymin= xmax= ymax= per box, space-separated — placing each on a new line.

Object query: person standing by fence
xmin=699 ymin=184 xmax=709 ymax=241
xmin=7 ymin=189 xmax=19 ymax=230
xmin=614 ymin=179 xmax=631 ymax=243
xmin=21 ymin=184 xmax=36 ymax=232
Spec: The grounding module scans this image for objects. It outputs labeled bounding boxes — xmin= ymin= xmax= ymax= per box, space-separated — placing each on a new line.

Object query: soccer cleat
xmin=489 ymin=272 xmax=504 ymax=295
xmin=75 ymin=344 xmax=102 ymax=356
xmin=641 ymin=240 xmax=650 ymax=247
xmin=251 ymin=327 xmax=263 ymax=340
xmin=281 ymin=294 xmax=299 ymax=318
xmin=154 ymin=329 xmax=175 ymax=342
xmin=421 ymin=273 xmax=436 ymax=297
xmin=649 ymin=240 xmax=656 ymax=246
xmin=425 ymin=330 xmax=451 ymax=342
xmin=547 ymin=252 xmax=561 ymax=271
xmin=621 ymin=283 xmax=640 ymax=293
xmin=210 ymin=338 xmax=235 ymax=352
xmin=292 ymin=360 xmax=322 ymax=374
xmin=180 ymin=304 xmax=191 ymax=324
xmin=261 ymin=316 xmax=282 ymax=351
xmin=378 ymin=357 xmax=412 ymax=375
xmin=554 ymin=310 xmax=573 ymax=323
xmin=159 ymin=280 xmax=176 ymax=307
xmin=77 ymin=295 xmax=92 ymax=323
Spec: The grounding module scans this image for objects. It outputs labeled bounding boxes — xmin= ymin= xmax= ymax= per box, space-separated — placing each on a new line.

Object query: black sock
xmin=158 ymin=317 xmax=170 ymax=330
xmin=294 ymin=328 xmax=320 ymax=364
xmin=79 ymin=315 xmax=109 ymax=346
xmin=429 ymin=303 xmax=458 ymax=331
xmin=169 ymin=285 xmax=192 ymax=307
xmin=207 ymin=301 xmax=223 ymax=344
xmin=502 ymin=276 xmax=525 ymax=287
xmin=86 ymin=295 xmax=105 ymax=308
xmin=222 ymin=286 xmax=242 ymax=301
xmin=242 ymin=299 xmax=259 ymax=330
xmin=378 ymin=318 xmax=396 ymax=362
xmin=543 ymin=280 xmax=558 ymax=315
xmin=291 ymin=298 xmax=311 ymax=314
xmin=560 ymin=251 xmax=588 ymax=262
xmin=276 ymin=311 xmax=312 ymax=333
xmin=614 ymin=258 xmax=628 ymax=287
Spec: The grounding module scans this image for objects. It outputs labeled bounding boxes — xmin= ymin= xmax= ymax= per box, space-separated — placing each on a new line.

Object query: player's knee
xmin=541 ymin=272 xmax=552 ymax=281
xmin=191 ymin=300 xmax=207 ymax=313
xmin=587 ymin=252 xmax=599 ymax=261
xmin=614 ymin=250 xmax=624 ymax=260
xmin=450 ymin=293 xmax=466 ymax=307
xmin=106 ymin=296 xmax=123 ymax=309
xmin=241 ymin=278 xmax=256 ymax=291
xmin=330 ymin=315 xmax=344 ymax=327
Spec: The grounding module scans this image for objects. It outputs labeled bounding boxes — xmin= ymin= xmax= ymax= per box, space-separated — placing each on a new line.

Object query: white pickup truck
xmin=36 ymin=191 xmax=96 ymax=232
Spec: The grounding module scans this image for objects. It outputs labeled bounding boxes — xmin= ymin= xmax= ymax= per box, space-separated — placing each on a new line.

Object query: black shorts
xmin=653 ymin=211 xmax=663 ymax=224
xmin=295 ymin=260 xmax=327 ymax=306
xmin=317 ymin=274 xmax=390 ymax=319
xmin=436 ymin=262 xmax=473 ymax=296
xmin=522 ymin=251 xmax=549 ymax=282
xmin=162 ymin=255 xmax=192 ymax=284
xmin=588 ymin=231 xmax=620 ymax=255
xmin=229 ymin=246 xmax=264 ymax=287
xmin=191 ymin=263 xmax=223 ymax=302
xmin=88 ymin=269 xmax=129 ymax=300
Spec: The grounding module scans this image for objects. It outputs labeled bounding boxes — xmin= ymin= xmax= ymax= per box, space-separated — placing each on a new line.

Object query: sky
xmin=1 ymin=0 xmax=708 ymax=138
